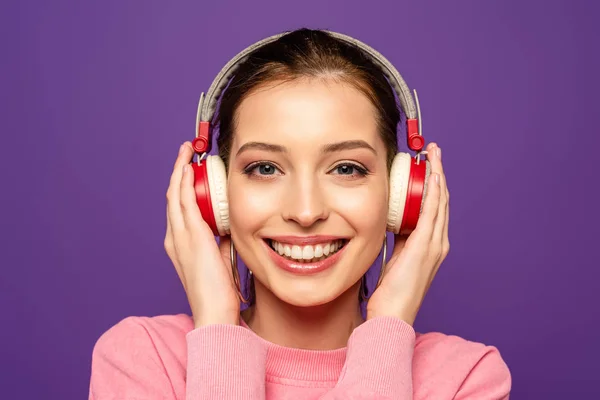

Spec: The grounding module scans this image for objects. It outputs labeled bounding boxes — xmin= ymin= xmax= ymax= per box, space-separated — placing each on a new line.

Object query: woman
xmin=89 ymin=28 xmax=511 ymax=399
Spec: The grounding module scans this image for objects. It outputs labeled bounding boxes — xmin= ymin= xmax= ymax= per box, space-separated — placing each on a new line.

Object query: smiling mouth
xmin=265 ymin=239 xmax=348 ymax=263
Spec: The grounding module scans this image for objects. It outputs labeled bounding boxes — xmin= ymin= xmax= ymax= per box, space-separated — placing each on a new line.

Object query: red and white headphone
xmin=190 ymin=31 xmax=431 ymax=237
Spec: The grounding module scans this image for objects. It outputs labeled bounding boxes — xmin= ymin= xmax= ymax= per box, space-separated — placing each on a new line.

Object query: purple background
xmin=1 ymin=0 xmax=598 ymax=398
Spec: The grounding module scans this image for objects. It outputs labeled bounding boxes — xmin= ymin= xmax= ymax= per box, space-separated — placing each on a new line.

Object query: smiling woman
xmin=88 ymin=28 xmax=511 ymax=399
xmin=227 ymin=79 xmax=390 ymax=309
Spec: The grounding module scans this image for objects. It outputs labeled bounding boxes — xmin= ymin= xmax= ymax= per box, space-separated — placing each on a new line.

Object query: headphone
xmin=190 ymin=30 xmax=431 ymax=237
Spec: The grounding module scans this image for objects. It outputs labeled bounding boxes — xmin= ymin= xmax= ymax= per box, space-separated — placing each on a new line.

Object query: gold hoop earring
xmin=230 ymin=239 xmax=251 ymax=304
xmin=360 ymin=236 xmax=387 ymax=302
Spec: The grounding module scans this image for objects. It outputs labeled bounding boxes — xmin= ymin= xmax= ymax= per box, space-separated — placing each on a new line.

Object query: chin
xmin=270 ymin=280 xmax=341 ymax=307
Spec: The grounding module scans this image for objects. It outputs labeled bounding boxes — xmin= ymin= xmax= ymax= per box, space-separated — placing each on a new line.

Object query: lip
xmin=262 ymin=238 xmax=348 ymax=276
xmin=266 ymin=235 xmax=349 ymax=246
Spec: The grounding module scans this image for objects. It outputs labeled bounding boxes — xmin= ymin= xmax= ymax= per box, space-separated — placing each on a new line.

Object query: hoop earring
xmin=245 ymin=267 xmax=255 ymax=304
xmin=230 ymin=239 xmax=251 ymax=304
xmin=360 ymin=236 xmax=387 ymax=302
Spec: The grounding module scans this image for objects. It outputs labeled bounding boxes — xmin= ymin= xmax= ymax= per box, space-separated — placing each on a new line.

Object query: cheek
xmin=227 ymin=176 xmax=281 ymax=235
xmin=327 ymin=179 xmax=388 ymax=233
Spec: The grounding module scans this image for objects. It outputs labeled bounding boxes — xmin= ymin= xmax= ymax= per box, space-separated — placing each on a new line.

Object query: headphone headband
xmin=193 ymin=30 xmax=425 ymax=155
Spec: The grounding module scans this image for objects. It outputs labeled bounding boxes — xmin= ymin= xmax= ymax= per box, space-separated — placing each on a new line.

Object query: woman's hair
xmin=214 ymin=28 xmax=401 ymax=171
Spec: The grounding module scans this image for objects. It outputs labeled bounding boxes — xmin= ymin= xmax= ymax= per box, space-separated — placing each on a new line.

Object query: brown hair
xmin=214 ymin=28 xmax=401 ymax=171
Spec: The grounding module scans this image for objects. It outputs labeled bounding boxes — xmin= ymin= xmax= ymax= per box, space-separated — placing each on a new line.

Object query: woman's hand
xmin=367 ymin=142 xmax=450 ymax=326
xmin=164 ymin=142 xmax=240 ymax=329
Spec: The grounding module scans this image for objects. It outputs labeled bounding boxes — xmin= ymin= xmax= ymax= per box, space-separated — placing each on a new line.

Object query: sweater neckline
xmin=238 ymin=317 xmax=347 ymax=382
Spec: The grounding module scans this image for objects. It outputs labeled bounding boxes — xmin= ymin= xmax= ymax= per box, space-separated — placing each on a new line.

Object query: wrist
xmin=366 ymin=301 xmax=418 ymax=326
xmin=194 ymin=318 xmax=239 ymax=329
xmin=366 ymin=287 xmax=423 ymax=326
xmin=193 ymin=309 xmax=240 ymax=329
xmin=366 ymin=311 xmax=415 ymax=326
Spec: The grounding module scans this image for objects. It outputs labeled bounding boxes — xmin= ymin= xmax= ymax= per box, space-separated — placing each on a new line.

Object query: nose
xmin=282 ymin=175 xmax=329 ymax=228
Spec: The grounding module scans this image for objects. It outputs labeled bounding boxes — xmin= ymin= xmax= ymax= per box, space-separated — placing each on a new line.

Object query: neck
xmin=240 ymin=280 xmax=365 ymax=350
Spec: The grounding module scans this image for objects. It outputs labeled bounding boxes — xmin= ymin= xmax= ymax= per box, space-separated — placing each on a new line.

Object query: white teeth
xmin=269 ymin=239 xmax=346 ymax=262
xmin=314 ymin=244 xmax=323 ymax=258
xmin=291 ymin=245 xmax=302 ymax=259
xmin=302 ymin=246 xmax=314 ymax=260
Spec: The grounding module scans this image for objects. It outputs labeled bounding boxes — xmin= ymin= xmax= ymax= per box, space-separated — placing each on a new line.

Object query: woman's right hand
xmin=366 ymin=142 xmax=450 ymax=326
xmin=164 ymin=142 xmax=241 ymax=329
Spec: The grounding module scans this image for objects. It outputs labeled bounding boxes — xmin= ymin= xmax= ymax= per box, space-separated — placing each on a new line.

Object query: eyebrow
xmin=236 ymin=142 xmax=288 ymax=157
xmin=322 ymin=140 xmax=377 ymax=155
xmin=236 ymin=140 xmax=377 ymax=157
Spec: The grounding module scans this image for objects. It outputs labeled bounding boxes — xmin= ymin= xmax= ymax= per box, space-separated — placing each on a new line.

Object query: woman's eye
xmin=257 ymin=164 xmax=276 ymax=175
xmin=331 ymin=163 xmax=369 ymax=177
xmin=244 ymin=162 xmax=281 ymax=177
xmin=336 ymin=165 xmax=354 ymax=175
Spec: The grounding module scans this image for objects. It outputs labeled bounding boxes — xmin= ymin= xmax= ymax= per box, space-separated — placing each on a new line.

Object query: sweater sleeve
xmin=89 ymin=317 xmax=180 ymax=399
xmin=453 ymin=346 xmax=511 ymax=399
xmin=185 ymin=324 xmax=268 ymax=399
xmin=316 ymin=317 xmax=512 ymax=400
xmin=318 ymin=316 xmax=415 ymax=399
xmin=89 ymin=317 xmax=268 ymax=400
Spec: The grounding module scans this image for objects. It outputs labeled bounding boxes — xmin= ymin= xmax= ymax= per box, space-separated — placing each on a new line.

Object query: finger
xmin=426 ymin=143 xmax=444 ymax=180
xmin=429 ymin=146 xmax=447 ymax=246
xmin=442 ymin=162 xmax=450 ymax=252
xmin=412 ymin=171 xmax=441 ymax=241
xmin=429 ymin=143 xmax=450 ymax=255
xmin=443 ymin=192 xmax=449 ymax=243
xmin=165 ymin=203 xmax=187 ymax=289
xmin=165 ymin=205 xmax=185 ymax=286
xmin=167 ymin=142 xmax=194 ymax=230
xmin=441 ymin=188 xmax=450 ymax=259
xmin=180 ymin=157 xmax=208 ymax=233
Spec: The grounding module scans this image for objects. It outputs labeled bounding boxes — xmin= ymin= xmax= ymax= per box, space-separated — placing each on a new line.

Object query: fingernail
xmin=435 ymin=173 xmax=440 ymax=185
xmin=436 ymin=147 xmax=441 ymax=159
xmin=179 ymin=144 xmax=185 ymax=154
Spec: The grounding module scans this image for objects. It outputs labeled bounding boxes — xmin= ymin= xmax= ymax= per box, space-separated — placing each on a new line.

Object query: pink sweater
xmin=88 ymin=314 xmax=511 ymax=399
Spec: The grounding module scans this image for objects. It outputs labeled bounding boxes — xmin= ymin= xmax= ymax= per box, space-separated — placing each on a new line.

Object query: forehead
xmin=231 ymin=79 xmax=382 ymax=148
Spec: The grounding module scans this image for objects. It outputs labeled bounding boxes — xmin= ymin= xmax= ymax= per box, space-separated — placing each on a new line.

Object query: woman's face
xmin=227 ymin=78 xmax=389 ymax=307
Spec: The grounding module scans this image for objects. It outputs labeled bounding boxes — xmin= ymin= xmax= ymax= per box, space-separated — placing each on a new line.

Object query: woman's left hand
xmin=366 ymin=142 xmax=450 ymax=326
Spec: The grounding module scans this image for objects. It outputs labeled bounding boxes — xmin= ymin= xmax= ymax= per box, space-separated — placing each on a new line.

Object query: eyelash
xmin=242 ymin=162 xmax=282 ymax=179
xmin=333 ymin=163 xmax=369 ymax=177
xmin=242 ymin=161 xmax=370 ymax=179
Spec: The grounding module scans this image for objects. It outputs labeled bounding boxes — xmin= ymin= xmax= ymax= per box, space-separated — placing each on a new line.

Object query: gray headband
xmin=194 ymin=30 xmax=423 ymax=154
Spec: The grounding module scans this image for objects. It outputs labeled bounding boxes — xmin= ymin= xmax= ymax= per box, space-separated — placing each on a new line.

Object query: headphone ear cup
xmin=192 ymin=156 xmax=229 ymax=236
xmin=387 ymin=153 xmax=431 ymax=235
xmin=387 ymin=153 xmax=412 ymax=234
xmin=205 ymin=155 xmax=230 ymax=236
